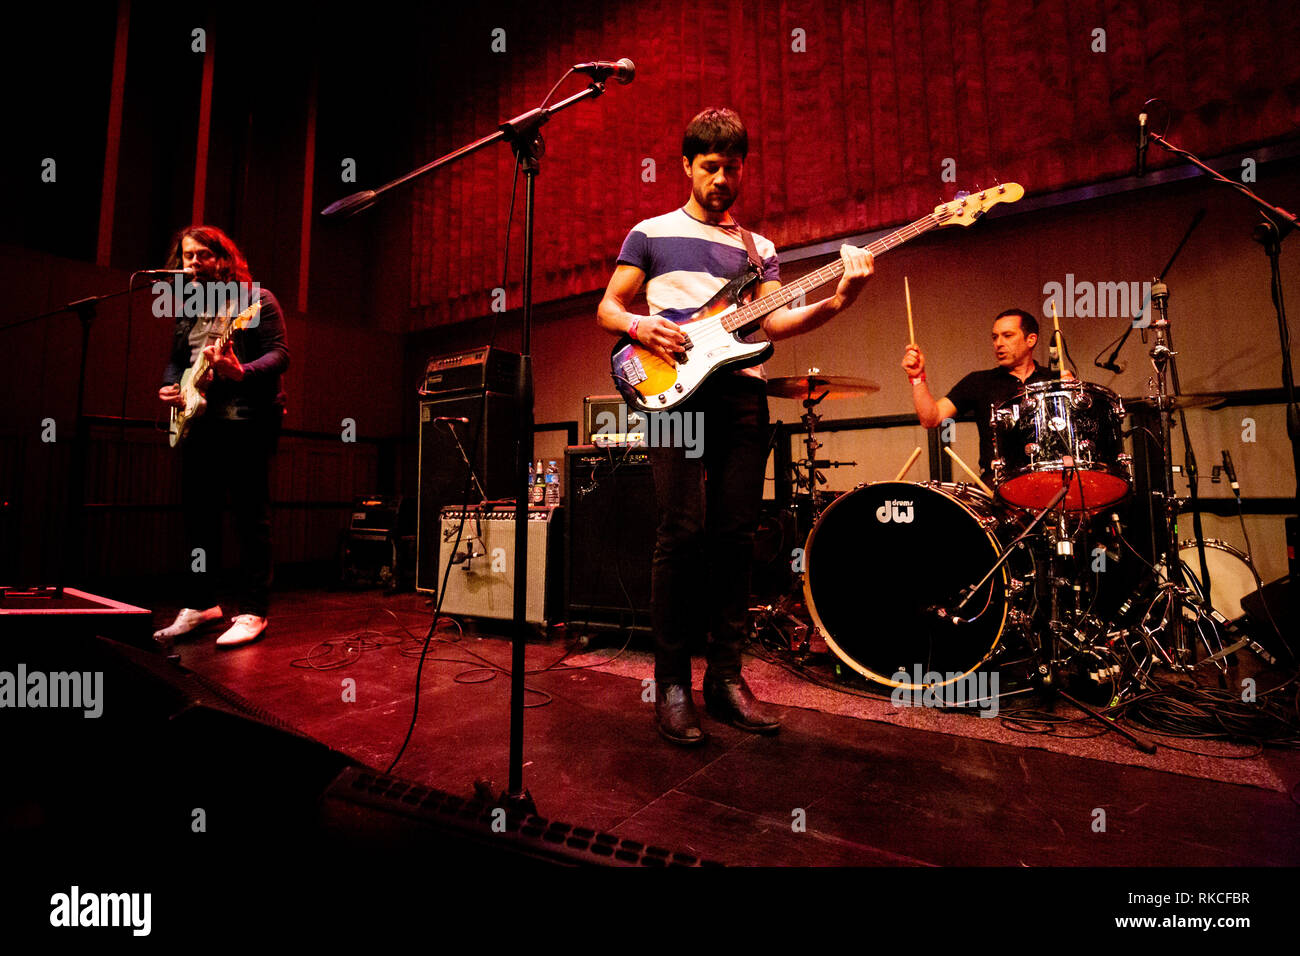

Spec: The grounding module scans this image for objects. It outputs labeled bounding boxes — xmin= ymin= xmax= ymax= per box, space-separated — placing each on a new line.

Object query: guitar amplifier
xmin=564 ymin=446 xmax=655 ymax=622
xmin=415 ymin=392 xmax=518 ymax=594
xmin=582 ymin=394 xmax=647 ymax=447
xmin=437 ymin=505 xmax=563 ymax=625
xmin=422 ymin=347 xmax=522 ymax=396
xmin=341 ymin=495 xmax=416 ymax=588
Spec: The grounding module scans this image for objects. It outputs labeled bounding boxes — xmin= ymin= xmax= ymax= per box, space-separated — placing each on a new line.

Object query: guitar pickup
xmin=621 ymin=356 xmax=646 ymax=386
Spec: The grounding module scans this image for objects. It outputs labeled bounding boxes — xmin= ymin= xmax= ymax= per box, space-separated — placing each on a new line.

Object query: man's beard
xmin=697 ymin=186 xmax=736 ymax=212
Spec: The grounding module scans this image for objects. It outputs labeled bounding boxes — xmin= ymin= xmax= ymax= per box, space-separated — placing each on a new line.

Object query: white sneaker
xmin=153 ymin=606 xmax=224 ymax=640
xmin=215 ymin=614 xmax=268 ymax=647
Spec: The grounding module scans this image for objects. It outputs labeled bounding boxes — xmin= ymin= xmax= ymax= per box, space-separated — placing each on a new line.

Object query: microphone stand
xmin=323 ymin=77 xmax=617 ymax=816
xmin=1096 ymin=208 xmax=1205 ymax=375
xmin=1146 ymin=130 xmax=1300 ymax=504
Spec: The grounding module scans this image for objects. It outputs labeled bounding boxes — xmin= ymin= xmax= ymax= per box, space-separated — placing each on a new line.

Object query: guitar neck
xmin=721 ymin=210 xmax=945 ymax=333
xmin=188 ymin=321 xmax=229 ymax=382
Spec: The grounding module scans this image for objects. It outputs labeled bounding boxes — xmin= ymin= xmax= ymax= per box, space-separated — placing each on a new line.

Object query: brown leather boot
xmin=703 ymin=676 xmax=781 ymax=734
xmin=655 ymin=683 xmax=706 ymax=746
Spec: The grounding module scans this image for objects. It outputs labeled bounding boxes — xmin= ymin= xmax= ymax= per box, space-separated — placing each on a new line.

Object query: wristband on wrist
xmin=628 ymin=318 xmax=640 ymax=342
xmin=909 ymin=372 xmax=927 ymax=386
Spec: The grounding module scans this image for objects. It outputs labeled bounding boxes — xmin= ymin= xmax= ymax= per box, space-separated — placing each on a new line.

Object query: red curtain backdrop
xmin=410 ymin=0 xmax=1300 ymax=328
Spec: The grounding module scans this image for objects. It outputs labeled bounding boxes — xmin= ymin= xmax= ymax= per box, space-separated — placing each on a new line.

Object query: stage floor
xmin=155 ymin=586 xmax=1300 ymax=868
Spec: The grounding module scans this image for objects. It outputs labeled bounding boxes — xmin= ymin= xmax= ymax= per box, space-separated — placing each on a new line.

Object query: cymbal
xmin=1125 ymin=393 xmax=1227 ymax=412
xmin=767 ymin=374 xmax=881 ymax=399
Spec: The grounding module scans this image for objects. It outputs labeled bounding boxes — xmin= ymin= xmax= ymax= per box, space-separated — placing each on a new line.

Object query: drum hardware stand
xmin=1037 ymin=475 xmax=1157 ymax=752
xmin=937 ymin=473 xmax=1073 ymax=625
xmin=790 ymin=387 xmax=854 ymax=523
xmin=1137 ymin=277 xmax=1221 ymax=673
xmin=748 ymin=598 xmax=818 ymax=657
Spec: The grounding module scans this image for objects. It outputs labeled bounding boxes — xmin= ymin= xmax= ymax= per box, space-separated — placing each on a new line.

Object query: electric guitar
xmin=168 ymin=299 xmax=263 ymax=447
xmin=610 ymin=184 xmax=1025 ymax=412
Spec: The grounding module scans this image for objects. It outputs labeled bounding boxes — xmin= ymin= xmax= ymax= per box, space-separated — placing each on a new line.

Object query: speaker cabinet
xmin=436 ymin=505 xmax=562 ymax=625
xmin=564 ymin=447 xmax=655 ymax=622
xmin=416 ymin=392 xmax=518 ymax=593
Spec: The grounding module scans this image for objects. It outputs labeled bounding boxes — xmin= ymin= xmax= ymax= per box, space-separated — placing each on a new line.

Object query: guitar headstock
xmin=934 ymin=183 xmax=1024 ymax=227
xmin=231 ymin=300 xmax=263 ymax=330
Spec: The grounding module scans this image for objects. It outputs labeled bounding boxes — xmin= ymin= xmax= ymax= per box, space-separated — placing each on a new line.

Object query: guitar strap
xmin=738 ymin=226 xmax=764 ymax=276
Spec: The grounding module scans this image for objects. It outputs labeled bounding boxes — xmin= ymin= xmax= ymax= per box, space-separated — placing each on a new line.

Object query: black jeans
xmin=649 ymin=374 xmax=769 ymax=687
xmin=180 ymin=413 xmax=280 ymax=617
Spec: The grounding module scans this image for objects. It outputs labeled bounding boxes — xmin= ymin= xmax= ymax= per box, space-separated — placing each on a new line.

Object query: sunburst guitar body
xmin=610 ymin=269 xmax=770 ymax=413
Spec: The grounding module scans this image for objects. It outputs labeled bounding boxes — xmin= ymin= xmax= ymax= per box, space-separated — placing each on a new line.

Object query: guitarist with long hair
xmin=597 ymin=109 xmax=874 ymax=745
xmin=153 ymin=225 xmax=290 ymax=648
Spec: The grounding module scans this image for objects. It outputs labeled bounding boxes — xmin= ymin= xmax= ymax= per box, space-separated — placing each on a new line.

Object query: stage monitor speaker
xmin=1240 ymin=575 xmax=1297 ymax=666
xmin=437 ymin=505 xmax=562 ymax=625
xmin=5 ymin=635 xmax=358 ymax=876
xmin=416 ymin=391 xmax=518 ymax=593
xmin=564 ymin=447 xmax=655 ymax=623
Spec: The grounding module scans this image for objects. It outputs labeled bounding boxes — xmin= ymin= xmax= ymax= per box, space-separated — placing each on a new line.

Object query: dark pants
xmin=180 ymin=414 xmax=280 ymax=617
xmin=649 ymin=374 xmax=769 ymax=687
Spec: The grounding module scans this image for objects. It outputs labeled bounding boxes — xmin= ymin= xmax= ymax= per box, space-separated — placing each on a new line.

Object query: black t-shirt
xmin=945 ymin=363 xmax=1057 ymax=477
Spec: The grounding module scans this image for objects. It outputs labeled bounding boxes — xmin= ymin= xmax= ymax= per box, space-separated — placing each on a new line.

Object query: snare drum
xmin=991 ymin=380 xmax=1130 ymax=512
xmin=802 ymin=481 xmax=1032 ymax=690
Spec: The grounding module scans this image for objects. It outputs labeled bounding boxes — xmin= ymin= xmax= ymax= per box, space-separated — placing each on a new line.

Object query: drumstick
xmin=1050 ymin=299 xmax=1064 ymax=377
xmin=944 ymin=446 xmax=994 ymax=497
xmin=894 ymin=446 xmax=922 ymax=481
xmin=905 ymin=276 xmax=915 ymax=346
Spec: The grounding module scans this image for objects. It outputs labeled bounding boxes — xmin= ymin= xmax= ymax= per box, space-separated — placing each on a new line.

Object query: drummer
xmin=901 ymin=309 xmax=1067 ymax=486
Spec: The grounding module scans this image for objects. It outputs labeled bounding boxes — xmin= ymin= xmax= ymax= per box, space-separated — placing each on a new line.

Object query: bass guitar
xmin=610 ymin=184 xmax=1024 ymax=412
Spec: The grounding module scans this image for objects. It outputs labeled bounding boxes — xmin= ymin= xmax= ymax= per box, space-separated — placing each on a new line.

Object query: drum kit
xmin=755 ymin=295 xmax=1272 ymax=734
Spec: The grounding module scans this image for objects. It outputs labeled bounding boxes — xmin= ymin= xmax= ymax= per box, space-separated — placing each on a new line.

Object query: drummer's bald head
xmin=995 ymin=309 xmax=1038 ymax=339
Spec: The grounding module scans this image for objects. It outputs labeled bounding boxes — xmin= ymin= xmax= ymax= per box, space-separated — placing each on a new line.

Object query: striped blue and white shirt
xmin=617 ymin=208 xmax=780 ymax=378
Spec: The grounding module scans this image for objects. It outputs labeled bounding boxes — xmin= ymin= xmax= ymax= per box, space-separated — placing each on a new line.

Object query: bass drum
xmin=1178 ymin=539 xmax=1259 ymax=620
xmin=802 ymin=481 xmax=1029 ymax=690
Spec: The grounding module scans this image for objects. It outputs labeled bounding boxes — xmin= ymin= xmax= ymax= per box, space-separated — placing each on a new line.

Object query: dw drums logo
xmin=876 ymin=500 xmax=914 ymax=524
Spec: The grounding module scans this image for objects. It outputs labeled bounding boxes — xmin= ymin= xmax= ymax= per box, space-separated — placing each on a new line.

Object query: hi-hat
xmin=767 ymin=375 xmax=881 ymax=399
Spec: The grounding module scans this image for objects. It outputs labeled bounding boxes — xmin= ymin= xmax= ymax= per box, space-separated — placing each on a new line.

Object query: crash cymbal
xmin=767 ymin=375 xmax=881 ymax=399
xmin=1125 ymin=393 xmax=1227 ymax=412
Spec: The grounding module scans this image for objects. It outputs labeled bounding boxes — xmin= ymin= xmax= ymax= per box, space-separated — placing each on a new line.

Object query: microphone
xmin=138 ymin=268 xmax=195 ymax=275
xmin=434 ymin=416 xmax=470 ymax=424
xmin=572 ymin=58 xmax=635 ymax=84
xmin=924 ymin=605 xmax=962 ymax=625
xmin=1098 ymin=358 xmax=1125 ymax=375
xmin=449 ymin=546 xmax=485 ymax=566
xmin=1220 ymin=449 xmax=1240 ymax=496
xmin=1136 ymin=112 xmax=1149 ymax=177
